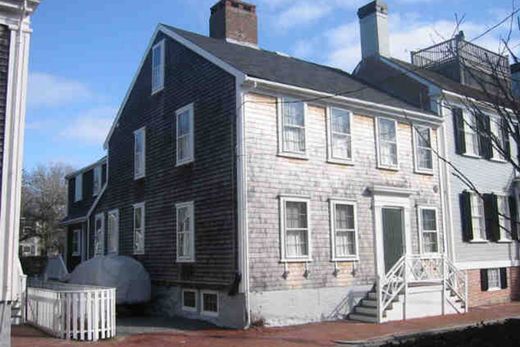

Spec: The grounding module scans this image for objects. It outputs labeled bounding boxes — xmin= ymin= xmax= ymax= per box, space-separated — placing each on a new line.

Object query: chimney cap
xmin=211 ymin=0 xmax=256 ymax=14
xmin=357 ymin=0 xmax=388 ymax=20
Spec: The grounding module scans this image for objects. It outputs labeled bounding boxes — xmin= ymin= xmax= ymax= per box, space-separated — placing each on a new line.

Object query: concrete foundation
xmin=250 ymin=285 xmax=372 ymax=327
xmin=148 ymin=285 xmax=246 ymax=328
xmin=0 ymin=302 xmax=11 ymax=347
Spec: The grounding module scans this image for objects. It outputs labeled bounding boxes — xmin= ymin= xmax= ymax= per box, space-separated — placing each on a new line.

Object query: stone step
xmin=349 ymin=313 xmax=379 ymax=323
xmin=355 ymin=306 xmax=378 ymax=316
xmin=362 ymin=299 xmax=377 ymax=307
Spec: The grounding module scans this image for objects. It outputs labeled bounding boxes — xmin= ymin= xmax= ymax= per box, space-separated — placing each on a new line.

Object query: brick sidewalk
xmin=12 ymin=302 xmax=520 ymax=347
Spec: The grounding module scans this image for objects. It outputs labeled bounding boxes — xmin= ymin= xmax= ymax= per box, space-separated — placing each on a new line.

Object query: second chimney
xmin=357 ymin=0 xmax=390 ymax=59
xmin=210 ymin=0 xmax=258 ymax=46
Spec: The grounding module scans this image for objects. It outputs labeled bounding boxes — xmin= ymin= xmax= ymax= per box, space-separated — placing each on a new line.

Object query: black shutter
xmin=502 ymin=118 xmax=511 ymax=160
xmin=483 ymin=193 xmax=499 ymax=241
xmin=509 ymin=196 xmax=518 ymax=241
xmin=477 ymin=114 xmax=492 ymax=159
xmin=500 ymin=268 xmax=508 ymax=289
xmin=480 ymin=269 xmax=489 ymax=291
xmin=453 ymin=108 xmax=466 ymax=154
xmin=516 ymin=124 xmax=520 ymax=164
xmin=460 ymin=191 xmax=473 ymax=242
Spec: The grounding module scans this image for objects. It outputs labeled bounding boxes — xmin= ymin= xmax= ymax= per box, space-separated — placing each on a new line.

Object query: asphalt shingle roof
xmin=164 ymin=25 xmax=431 ymax=114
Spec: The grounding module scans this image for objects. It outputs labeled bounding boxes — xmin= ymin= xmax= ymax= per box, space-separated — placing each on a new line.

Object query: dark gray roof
xmin=164 ymin=25 xmax=430 ymax=114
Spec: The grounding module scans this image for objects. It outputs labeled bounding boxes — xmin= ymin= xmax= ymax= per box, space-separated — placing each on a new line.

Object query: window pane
xmin=418 ymin=148 xmax=433 ymax=169
xmin=335 ymin=204 xmax=354 ymax=230
xmin=381 ymin=142 xmax=397 ymax=166
xmin=332 ymin=108 xmax=350 ymax=134
xmin=178 ymin=112 xmax=190 ymax=136
xmin=203 ymin=293 xmax=218 ymax=312
xmin=332 ymin=133 xmax=351 ymax=159
xmin=286 ymin=202 xmax=307 ymax=228
xmin=286 ymin=229 xmax=308 ymax=257
xmin=423 ymin=232 xmax=438 ymax=253
xmin=416 ymin=127 xmax=431 ymax=147
xmin=283 ymin=126 xmax=305 ymax=152
xmin=283 ymin=102 xmax=304 ymax=127
xmin=336 ymin=230 xmax=355 ymax=256
xmin=422 ymin=209 xmax=437 ymax=231
xmin=488 ymin=268 xmax=500 ymax=288
xmin=379 ymin=119 xmax=396 ymax=141
xmin=135 ymin=208 xmax=142 ymax=230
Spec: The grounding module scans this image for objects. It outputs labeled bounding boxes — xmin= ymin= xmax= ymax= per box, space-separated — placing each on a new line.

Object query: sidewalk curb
xmin=335 ymin=315 xmax=520 ymax=346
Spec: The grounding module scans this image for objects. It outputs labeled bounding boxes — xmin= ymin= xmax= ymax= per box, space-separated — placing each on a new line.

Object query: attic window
xmin=152 ymin=40 xmax=165 ymax=94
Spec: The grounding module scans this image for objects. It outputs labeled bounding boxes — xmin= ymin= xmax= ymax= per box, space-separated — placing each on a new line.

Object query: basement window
xmin=182 ymin=289 xmax=197 ymax=312
xmin=201 ymin=290 xmax=219 ymax=317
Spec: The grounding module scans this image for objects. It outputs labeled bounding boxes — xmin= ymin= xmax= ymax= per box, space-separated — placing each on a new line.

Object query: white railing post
xmin=376 ymin=275 xmax=382 ymax=323
xmin=403 ymin=256 xmax=408 ymax=321
xmin=441 ymin=255 xmax=446 ymax=315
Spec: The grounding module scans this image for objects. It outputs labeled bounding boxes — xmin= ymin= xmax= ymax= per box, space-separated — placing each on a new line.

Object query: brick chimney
xmin=357 ymin=0 xmax=390 ymax=59
xmin=210 ymin=0 xmax=258 ymax=46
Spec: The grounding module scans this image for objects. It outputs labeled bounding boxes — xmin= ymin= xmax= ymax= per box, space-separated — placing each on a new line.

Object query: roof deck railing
xmin=411 ymin=32 xmax=510 ymax=78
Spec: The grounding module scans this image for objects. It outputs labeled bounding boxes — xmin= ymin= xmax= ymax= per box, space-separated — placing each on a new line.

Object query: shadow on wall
xmin=325 ymin=287 xmax=369 ymax=320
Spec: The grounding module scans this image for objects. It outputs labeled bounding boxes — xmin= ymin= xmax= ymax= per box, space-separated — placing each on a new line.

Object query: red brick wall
xmin=467 ymin=266 xmax=520 ymax=307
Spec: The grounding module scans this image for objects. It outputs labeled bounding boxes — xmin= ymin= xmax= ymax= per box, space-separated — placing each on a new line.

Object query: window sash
xmin=419 ymin=208 xmax=439 ymax=254
xmin=377 ymin=118 xmax=398 ymax=167
xmin=152 ymin=41 xmax=164 ymax=93
xmin=487 ymin=268 xmax=501 ymax=289
xmin=74 ymin=174 xmax=82 ymax=202
xmin=133 ymin=204 xmax=145 ymax=254
xmin=470 ymin=194 xmax=486 ymax=240
xmin=176 ymin=203 xmax=194 ymax=262
xmin=331 ymin=202 xmax=357 ymax=259
xmin=176 ymin=105 xmax=194 ymax=165
xmin=281 ymin=100 xmax=306 ymax=153
xmin=94 ymin=214 xmax=104 ymax=256
xmin=201 ymin=291 xmax=219 ymax=316
xmin=281 ymin=198 xmax=310 ymax=260
xmin=415 ymin=127 xmax=433 ymax=171
xmin=464 ymin=113 xmax=480 ymax=156
xmin=497 ymin=196 xmax=511 ymax=240
xmin=490 ymin=118 xmax=505 ymax=160
xmin=107 ymin=210 xmax=119 ymax=255
xmin=329 ymin=108 xmax=352 ymax=161
xmin=134 ymin=128 xmax=146 ymax=178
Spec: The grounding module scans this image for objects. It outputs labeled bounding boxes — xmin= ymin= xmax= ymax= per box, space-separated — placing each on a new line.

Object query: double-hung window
xmin=151 ymin=40 xmax=165 ymax=94
xmin=176 ymin=201 xmax=195 ymax=262
xmin=72 ymin=229 xmax=81 ymax=257
xmin=470 ymin=193 xmax=486 ymax=240
xmin=487 ymin=268 xmax=501 ymax=289
xmin=328 ymin=108 xmax=352 ymax=162
xmin=133 ymin=203 xmax=145 ymax=254
xmin=280 ymin=197 xmax=311 ymax=261
xmin=176 ymin=104 xmax=194 ymax=165
xmin=107 ymin=209 xmax=119 ymax=255
xmin=280 ymin=98 xmax=306 ymax=155
xmin=330 ymin=200 xmax=357 ymax=260
xmin=74 ymin=174 xmax=82 ymax=202
xmin=419 ymin=207 xmax=439 ymax=253
xmin=377 ymin=118 xmax=398 ymax=168
xmin=93 ymin=165 xmax=102 ymax=196
xmin=414 ymin=126 xmax=433 ymax=173
xmin=490 ymin=117 xmax=505 ymax=160
xmin=94 ymin=213 xmax=105 ymax=256
xmin=464 ymin=112 xmax=480 ymax=156
xmin=134 ymin=127 xmax=146 ymax=179
xmin=497 ymin=195 xmax=511 ymax=241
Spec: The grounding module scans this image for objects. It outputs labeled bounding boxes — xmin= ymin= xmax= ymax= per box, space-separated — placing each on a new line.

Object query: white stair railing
xmin=376 ymin=254 xmax=468 ymax=322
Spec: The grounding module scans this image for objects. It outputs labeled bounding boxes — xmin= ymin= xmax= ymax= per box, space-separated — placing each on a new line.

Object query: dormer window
xmin=151 ymin=40 xmax=165 ymax=94
xmin=74 ymin=173 xmax=82 ymax=202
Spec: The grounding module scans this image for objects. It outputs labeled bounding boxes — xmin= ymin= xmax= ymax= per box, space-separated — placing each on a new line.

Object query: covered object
xmin=67 ymin=255 xmax=151 ymax=304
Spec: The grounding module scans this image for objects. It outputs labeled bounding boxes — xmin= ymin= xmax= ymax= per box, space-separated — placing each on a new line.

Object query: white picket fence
xmin=26 ymin=281 xmax=116 ymax=341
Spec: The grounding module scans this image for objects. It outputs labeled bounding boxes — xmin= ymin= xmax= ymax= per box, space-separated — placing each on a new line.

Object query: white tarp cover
xmin=44 ymin=255 xmax=69 ymax=281
xmin=67 ymin=255 xmax=151 ymax=304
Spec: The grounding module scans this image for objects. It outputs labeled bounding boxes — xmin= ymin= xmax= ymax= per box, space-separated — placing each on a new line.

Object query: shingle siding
xmin=244 ymin=92 xmax=444 ymax=292
xmin=91 ymin=32 xmax=238 ymax=287
xmin=0 ymin=25 xmax=10 ymax=209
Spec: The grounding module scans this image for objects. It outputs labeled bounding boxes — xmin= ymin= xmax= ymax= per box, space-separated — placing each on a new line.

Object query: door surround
xmin=371 ymin=185 xmax=412 ymax=277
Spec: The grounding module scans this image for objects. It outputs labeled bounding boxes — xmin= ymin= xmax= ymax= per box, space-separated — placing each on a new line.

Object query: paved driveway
xmin=12 ymin=302 xmax=520 ymax=347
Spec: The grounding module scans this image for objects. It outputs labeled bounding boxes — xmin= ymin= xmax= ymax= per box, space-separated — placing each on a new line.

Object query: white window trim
xmin=413 ymin=126 xmax=434 ymax=174
xmin=200 ymin=290 xmax=219 ymax=317
xmin=93 ymin=165 xmax=102 ymax=196
xmin=134 ymin=127 xmax=146 ymax=180
xmin=151 ymin=40 xmax=165 ymax=95
xmin=277 ymin=97 xmax=308 ymax=159
xmin=72 ymin=229 xmax=81 ymax=257
xmin=133 ymin=202 xmax=146 ymax=255
xmin=375 ymin=117 xmax=399 ymax=170
xmin=74 ymin=173 xmax=83 ymax=202
xmin=329 ymin=199 xmax=359 ymax=261
xmin=487 ymin=268 xmax=501 ymax=291
xmin=94 ymin=213 xmax=105 ymax=256
xmin=176 ymin=201 xmax=195 ymax=263
xmin=279 ymin=196 xmax=312 ymax=262
xmin=326 ymin=107 xmax=354 ymax=165
xmin=417 ymin=206 xmax=440 ymax=255
xmin=107 ymin=209 xmax=119 ymax=255
xmin=175 ymin=103 xmax=195 ymax=166
xmin=181 ymin=289 xmax=198 ymax=313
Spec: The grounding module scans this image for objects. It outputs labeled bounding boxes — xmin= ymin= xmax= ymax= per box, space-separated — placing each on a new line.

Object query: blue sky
xmin=24 ymin=0 xmax=519 ymax=170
